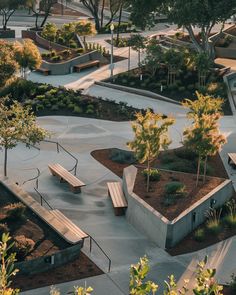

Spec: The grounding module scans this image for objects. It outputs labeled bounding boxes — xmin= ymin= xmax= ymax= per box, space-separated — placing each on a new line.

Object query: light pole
xmin=110 ymin=23 xmax=114 ymax=80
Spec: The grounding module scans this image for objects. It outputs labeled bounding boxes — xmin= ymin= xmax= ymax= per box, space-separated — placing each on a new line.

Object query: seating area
xmin=74 ymin=60 xmax=100 ymax=72
xmin=36 ymin=67 xmax=51 ymax=76
xmin=107 ymin=182 xmax=128 ymax=216
xmin=48 ymin=163 xmax=86 ymax=193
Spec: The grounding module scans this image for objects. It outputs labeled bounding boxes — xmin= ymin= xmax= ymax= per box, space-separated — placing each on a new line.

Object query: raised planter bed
xmin=0 ymin=29 xmax=15 ymax=38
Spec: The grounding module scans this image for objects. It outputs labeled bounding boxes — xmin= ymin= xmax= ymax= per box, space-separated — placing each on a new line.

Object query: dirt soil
xmin=134 ymin=168 xmax=224 ymax=220
xmin=13 ymin=252 xmax=103 ymax=292
xmin=51 ymin=3 xmax=88 ymax=17
xmin=222 ymin=286 xmax=235 ymax=295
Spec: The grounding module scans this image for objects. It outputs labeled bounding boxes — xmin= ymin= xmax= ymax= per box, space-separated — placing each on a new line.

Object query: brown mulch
xmin=134 ymin=168 xmax=224 ymax=221
xmin=51 ymin=3 xmax=88 ymax=17
xmin=13 ymin=252 xmax=103 ymax=292
xmin=223 ymin=286 xmax=235 ymax=295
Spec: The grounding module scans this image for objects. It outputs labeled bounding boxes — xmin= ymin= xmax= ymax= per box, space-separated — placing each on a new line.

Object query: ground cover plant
xmin=0 ymin=79 xmax=145 ymax=121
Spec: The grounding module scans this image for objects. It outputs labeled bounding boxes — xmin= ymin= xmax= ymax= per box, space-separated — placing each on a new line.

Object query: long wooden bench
xmin=74 ymin=60 xmax=100 ymax=72
xmin=51 ymin=209 xmax=88 ymax=240
xmin=48 ymin=163 xmax=85 ymax=193
xmin=107 ymin=182 xmax=127 ymax=216
xmin=228 ymin=153 xmax=236 ymax=168
xmin=36 ymin=67 xmax=51 ymax=76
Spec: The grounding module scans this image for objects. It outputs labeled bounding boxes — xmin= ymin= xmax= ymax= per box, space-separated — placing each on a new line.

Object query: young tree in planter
xmin=194 ymin=52 xmax=213 ymax=87
xmin=41 ymin=22 xmax=58 ymax=43
xmin=15 ymin=39 xmax=42 ymax=79
xmin=127 ymin=110 xmax=174 ymax=192
xmin=74 ymin=20 xmax=96 ymax=45
xmin=183 ymin=92 xmax=226 ymax=186
xmin=142 ymin=38 xmax=163 ymax=78
xmin=164 ymin=48 xmax=184 ymax=86
xmin=0 ymin=0 xmax=26 ymax=31
xmin=0 ymin=99 xmax=49 ymax=177
xmin=129 ymin=34 xmax=147 ymax=79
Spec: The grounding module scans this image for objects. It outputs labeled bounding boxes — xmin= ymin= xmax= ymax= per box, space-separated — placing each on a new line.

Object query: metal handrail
xmin=22 ymin=168 xmax=40 ymax=189
xmin=42 ymin=139 xmax=78 ymax=175
xmin=34 ymin=188 xmax=53 ymax=210
xmin=89 ymin=236 xmax=111 ymax=273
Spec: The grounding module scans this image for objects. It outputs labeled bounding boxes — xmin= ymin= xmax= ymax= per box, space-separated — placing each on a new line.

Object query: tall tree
xmin=0 ymin=99 xmax=49 ymax=177
xmin=183 ymin=92 xmax=226 ymax=186
xmin=0 ymin=0 xmax=26 ymax=30
xmin=80 ymin=0 xmax=100 ymax=31
xmin=15 ymin=39 xmax=42 ymax=78
xmin=130 ymin=0 xmax=236 ymax=56
xmin=127 ymin=110 xmax=174 ymax=192
xmin=0 ymin=40 xmax=18 ymax=88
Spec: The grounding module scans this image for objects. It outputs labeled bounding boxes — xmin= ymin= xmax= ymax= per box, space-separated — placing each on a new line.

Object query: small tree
xmin=0 ymin=0 xmax=26 ymax=31
xmin=183 ymin=92 xmax=226 ymax=185
xmin=164 ymin=48 xmax=184 ymax=86
xmin=127 ymin=110 xmax=174 ymax=192
xmin=129 ymin=34 xmax=147 ymax=78
xmin=142 ymin=38 xmax=163 ymax=78
xmin=0 ymin=233 xmax=19 ymax=295
xmin=0 ymin=40 xmax=18 ymax=88
xmin=74 ymin=20 xmax=96 ymax=44
xmin=194 ymin=52 xmax=213 ymax=87
xmin=41 ymin=22 xmax=58 ymax=43
xmin=15 ymin=39 xmax=42 ymax=78
xmin=0 ymin=99 xmax=49 ymax=177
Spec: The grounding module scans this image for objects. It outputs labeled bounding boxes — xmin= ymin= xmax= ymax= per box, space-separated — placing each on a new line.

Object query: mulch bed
xmin=134 ymin=168 xmax=224 ymax=220
xmin=13 ymin=252 xmax=103 ymax=292
xmin=0 ymin=186 xmax=103 ymax=290
xmin=223 ymin=286 xmax=235 ymax=295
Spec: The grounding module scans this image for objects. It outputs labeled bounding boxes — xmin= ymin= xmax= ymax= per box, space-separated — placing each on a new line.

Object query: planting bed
xmin=0 ymin=186 xmax=103 ymax=291
xmin=91 ymin=147 xmax=236 ymax=253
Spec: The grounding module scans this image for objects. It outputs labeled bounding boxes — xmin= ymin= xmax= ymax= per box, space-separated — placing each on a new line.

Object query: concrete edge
xmin=95 ymin=81 xmax=181 ymax=106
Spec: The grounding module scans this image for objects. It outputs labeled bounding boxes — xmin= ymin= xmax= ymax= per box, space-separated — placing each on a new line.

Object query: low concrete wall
xmin=22 ymin=30 xmax=37 ymax=41
xmin=123 ymin=166 xmax=234 ymax=249
xmin=41 ymin=50 xmax=103 ymax=75
xmin=16 ymin=242 xmax=83 ymax=275
xmin=215 ymin=47 xmax=236 ymax=59
xmin=0 ymin=29 xmax=15 ymax=38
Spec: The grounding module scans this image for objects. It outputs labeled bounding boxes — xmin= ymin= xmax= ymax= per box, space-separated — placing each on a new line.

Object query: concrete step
xmin=51 ymin=209 xmax=88 ymax=239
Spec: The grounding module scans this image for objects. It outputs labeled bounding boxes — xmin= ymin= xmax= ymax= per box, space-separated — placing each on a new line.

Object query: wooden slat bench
xmin=228 ymin=153 xmax=236 ymax=168
xmin=107 ymin=182 xmax=127 ymax=216
xmin=74 ymin=60 xmax=100 ymax=72
xmin=36 ymin=67 xmax=51 ymax=76
xmin=48 ymin=163 xmax=85 ymax=193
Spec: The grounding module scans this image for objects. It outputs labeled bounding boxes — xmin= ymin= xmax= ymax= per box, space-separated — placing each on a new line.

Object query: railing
xmin=89 ymin=236 xmax=111 ymax=273
xmin=22 ymin=168 xmax=40 ymax=189
xmin=34 ymin=188 xmax=54 ymax=210
xmin=42 ymin=139 xmax=78 ymax=175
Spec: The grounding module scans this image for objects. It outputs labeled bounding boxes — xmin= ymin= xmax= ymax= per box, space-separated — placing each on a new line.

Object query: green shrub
xmin=178 ymin=86 xmax=186 ymax=92
xmin=7 ymin=203 xmax=26 ymax=220
xmin=69 ymin=40 xmax=77 ymax=48
xmin=46 ymin=88 xmax=58 ymax=96
xmin=51 ymin=55 xmax=62 ymax=62
xmin=51 ymin=105 xmax=59 ymax=111
xmin=0 ymin=223 xmax=9 ymax=236
xmin=142 ymin=168 xmax=160 ymax=181
xmin=229 ymin=274 xmax=236 ymax=291
xmin=121 ymin=79 xmax=128 ymax=84
xmin=160 ymin=154 xmax=178 ymax=164
xmin=36 ymin=95 xmax=46 ymax=101
xmin=109 ymin=149 xmax=136 ymax=164
xmin=224 ymin=214 xmax=236 ymax=229
xmin=76 ymin=48 xmax=84 ymax=54
xmin=165 ymin=181 xmax=186 ymax=196
xmin=68 ymin=103 xmax=75 ymax=109
xmin=37 ymin=84 xmax=49 ymax=94
xmin=194 ymin=228 xmax=205 ymax=242
xmin=206 ymin=208 xmax=222 ymax=234
xmin=57 ymin=36 xmax=65 ymax=44
xmin=175 ymin=148 xmax=197 ymax=160
xmin=163 ymin=160 xmax=194 ymax=173
xmin=36 ymin=104 xmax=44 ymax=112
xmin=13 ymin=235 xmax=35 ymax=260
xmin=73 ymin=106 xmax=82 ymax=114
xmin=206 ymin=220 xmax=221 ymax=234
xmin=51 ymin=50 xmax=56 ymax=57
xmin=129 ymin=81 xmax=136 ymax=87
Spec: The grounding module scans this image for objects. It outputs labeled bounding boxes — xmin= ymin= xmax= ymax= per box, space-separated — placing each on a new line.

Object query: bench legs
xmin=228 ymin=157 xmax=236 ymax=169
xmin=114 ymin=207 xmax=126 ymax=216
xmin=70 ymin=186 xmax=81 ymax=194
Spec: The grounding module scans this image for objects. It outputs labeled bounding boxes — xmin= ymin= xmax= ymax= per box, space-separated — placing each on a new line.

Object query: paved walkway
xmin=1 ymin=110 xmax=233 ymax=295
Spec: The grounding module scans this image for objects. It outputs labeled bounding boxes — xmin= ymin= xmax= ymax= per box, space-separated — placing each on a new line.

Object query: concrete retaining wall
xmin=41 ymin=50 xmax=103 ymax=75
xmin=215 ymin=47 xmax=236 ymax=59
xmin=123 ymin=165 xmax=234 ymax=249
xmin=0 ymin=29 xmax=15 ymax=38
xmin=16 ymin=242 xmax=83 ymax=275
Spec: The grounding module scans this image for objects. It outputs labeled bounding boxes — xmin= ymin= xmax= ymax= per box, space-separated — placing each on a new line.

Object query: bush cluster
xmin=7 ymin=202 xmax=26 ymax=220
xmin=13 ymin=235 xmax=35 ymax=260
xmin=109 ymin=149 xmax=136 ymax=164
xmin=142 ymin=168 xmax=160 ymax=181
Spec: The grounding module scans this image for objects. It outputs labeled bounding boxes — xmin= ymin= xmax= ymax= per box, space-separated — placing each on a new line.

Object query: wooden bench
xmin=48 ymin=163 xmax=85 ymax=193
xmin=74 ymin=60 xmax=100 ymax=72
xmin=36 ymin=67 xmax=51 ymax=76
xmin=107 ymin=182 xmax=127 ymax=216
xmin=228 ymin=153 xmax=236 ymax=168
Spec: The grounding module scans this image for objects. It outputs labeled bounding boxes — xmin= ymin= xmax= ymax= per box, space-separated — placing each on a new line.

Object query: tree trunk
xmin=196 ymin=156 xmax=201 ymax=187
xmin=185 ymin=25 xmax=203 ymax=53
xmin=100 ymin=0 xmax=105 ymax=28
xmin=116 ymin=2 xmax=124 ymax=45
xmin=4 ymin=147 xmax=8 ymax=177
xmin=147 ymin=159 xmax=150 ymax=193
xmin=203 ymin=156 xmax=207 ymax=183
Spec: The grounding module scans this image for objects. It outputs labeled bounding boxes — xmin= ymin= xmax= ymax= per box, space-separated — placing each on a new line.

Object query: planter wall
xmin=15 ymin=242 xmax=83 ymax=275
xmin=215 ymin=47 xmax=236 ymax=59
xmin=41 ymin=50 xmax=103 ymax=75
xmin=123 ymin=165 xmax=234 ymax=249
xmin=0 ymin=29 xmax=15 ymax=38
xmin=22 ymin=30 xmax=37 ymax=41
